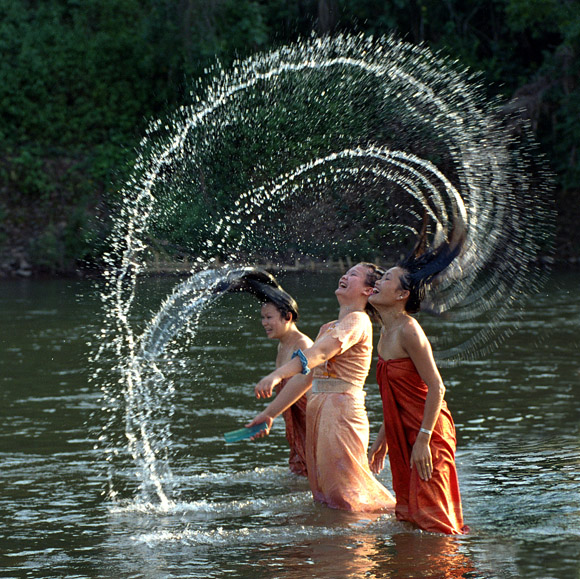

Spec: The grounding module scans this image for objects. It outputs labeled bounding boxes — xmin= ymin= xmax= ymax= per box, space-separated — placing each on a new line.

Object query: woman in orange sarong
xmin=368 ymin=245 xmax=468 ymax=534
xmin=224 ymin=270 xmax=312 ymax=475
xmin=274 ymin=378 xmax=309 ymax=475
xmin=261 ymin=296 xmax=312 ymax=476
xmin=247 ymin=263 xmax=396 ymax=513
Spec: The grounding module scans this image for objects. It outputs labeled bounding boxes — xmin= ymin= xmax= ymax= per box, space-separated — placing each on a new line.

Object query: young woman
xmin=247 ymin=263 xmax=396 ymax=513
xmin=221 ymin=268 xmax=312 ymax=476
xmin=259 ymin=293 xmax=313 ymax=476
xmin=368 ymin=246 xmax=468 ymax=534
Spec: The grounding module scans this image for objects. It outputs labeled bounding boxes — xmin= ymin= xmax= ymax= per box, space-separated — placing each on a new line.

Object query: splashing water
xmin=92 ymin=34 xmax=553 ymax=505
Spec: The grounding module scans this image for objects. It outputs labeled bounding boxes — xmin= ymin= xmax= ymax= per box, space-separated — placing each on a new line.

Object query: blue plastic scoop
xmin=223 ymin=422 xmax=268 ymax=442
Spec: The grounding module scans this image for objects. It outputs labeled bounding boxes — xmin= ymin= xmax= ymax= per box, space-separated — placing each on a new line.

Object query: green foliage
xmin=0 ymin=202 xmax=7 ymax=249
xmin=0 ymin=0 xmax=578 ymax=271
xmin=25 ymin=194 xmax=105 ymax=273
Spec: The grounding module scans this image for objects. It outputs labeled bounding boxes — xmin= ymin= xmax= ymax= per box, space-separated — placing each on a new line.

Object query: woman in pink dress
xmin=247 ymin=263 xmax=396 ymax=513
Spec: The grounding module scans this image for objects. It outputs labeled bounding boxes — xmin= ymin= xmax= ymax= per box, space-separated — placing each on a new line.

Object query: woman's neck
xmin=338 ymin=302 xmax=366 ymax=320
xmin=377 ymin=305 xmax=408 ymax=328
xmin=278 ymin=325 xmax=302 ymax=347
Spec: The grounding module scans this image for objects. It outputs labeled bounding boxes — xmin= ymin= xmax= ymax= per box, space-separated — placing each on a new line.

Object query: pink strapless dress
xmin=306 ymin=388 xmax=396 ymax=512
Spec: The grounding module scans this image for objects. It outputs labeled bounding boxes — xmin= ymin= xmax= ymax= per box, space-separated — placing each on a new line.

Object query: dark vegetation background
xmin=0 ymin=0 xmax=578 ymax=276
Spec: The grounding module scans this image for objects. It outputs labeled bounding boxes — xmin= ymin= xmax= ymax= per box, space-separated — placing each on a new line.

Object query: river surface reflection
xmin=0 ymin=271 xmax=578 ymax=578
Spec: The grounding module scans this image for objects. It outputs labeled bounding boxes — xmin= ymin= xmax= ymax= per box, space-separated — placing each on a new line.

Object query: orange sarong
xmin=377 ymin=357 xmax=467 ymax=534
xmin=275 ymin=378 xmax=308 ymax=476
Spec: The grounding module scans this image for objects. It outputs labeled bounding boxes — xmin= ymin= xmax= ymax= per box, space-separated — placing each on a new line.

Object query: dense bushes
xmin=0 ymin=0 xmax=578 ymax=273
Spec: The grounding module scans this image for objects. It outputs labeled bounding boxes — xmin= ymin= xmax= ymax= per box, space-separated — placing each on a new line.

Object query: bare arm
xmin=368 ymin=422 xmax=389 ymax=474
xmin=401 ymin=319 xmax=446 ymax=481
xmin=246 ymin=373 xmax=313 ymax=437
xmin=254 ymin=333 xmax=343 ymax=398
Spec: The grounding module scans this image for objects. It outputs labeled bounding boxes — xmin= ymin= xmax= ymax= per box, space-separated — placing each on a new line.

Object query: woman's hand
xmin=245 ymin=413 xmax=273 ymax=440
xmin=368 ymin=424 xmax=388 ymax=474
xmin=410 ymin=433 xmax=433 ymax=481
xmin=255 ymin=373 xmax=281 ymax=399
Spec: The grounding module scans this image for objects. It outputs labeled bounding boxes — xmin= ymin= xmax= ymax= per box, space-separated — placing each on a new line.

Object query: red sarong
xmin=377 ymin=357 xmax=467 ymax=534
xmin=275 ymin=379 xmax=308 ymax=476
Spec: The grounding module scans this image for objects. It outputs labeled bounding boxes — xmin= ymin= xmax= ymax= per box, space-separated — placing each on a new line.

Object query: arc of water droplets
xmin=218 ymin=147 xmax=515 ymax=338
xmin=95 ymin=266 xmax=260 ymax=508
xmin=101 ymin=34 xmax=524 ymax=361
xmin=139 ymin=267 xmax=257 ymax=358
xmin=206 ymin=145 xmax=508 ymax=331
xmin=99 ymin=36 xmax=482 ymax=505
xmin=95 ymin=34 xmax=552 ymax=505
xmin=103 ymin=34 xmax=493 ymax=316
xmin=211 ymin=146 xmax=467 ymax=256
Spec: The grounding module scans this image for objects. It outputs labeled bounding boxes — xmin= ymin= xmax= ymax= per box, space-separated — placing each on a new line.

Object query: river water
xmin=1 ymin=271 xmax=579 ymax=579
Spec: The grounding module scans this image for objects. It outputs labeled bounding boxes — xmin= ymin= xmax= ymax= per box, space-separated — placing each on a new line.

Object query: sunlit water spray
xmin=92 ymin=34 xmax=553 ymax=506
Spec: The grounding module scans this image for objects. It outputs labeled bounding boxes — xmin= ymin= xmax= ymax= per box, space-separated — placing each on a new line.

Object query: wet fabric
xmin=305 ymin=312 xmax=395 ymax=512
xmin=377 ymin=357 xmax=467 ymax=534
xmin=274 ymin=378 xmax=308 ymax=476
xmin=312 ymin=312 xmax=373 ymax=388
xmin=306 ymin=389 xmax=396 ymax=512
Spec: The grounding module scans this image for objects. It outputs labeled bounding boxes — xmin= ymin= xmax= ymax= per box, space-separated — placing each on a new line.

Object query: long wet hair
xmin=397 ymin=239 xmax=463 ymax=314
xmin=222 ymin=268 xmax=299 ymax=321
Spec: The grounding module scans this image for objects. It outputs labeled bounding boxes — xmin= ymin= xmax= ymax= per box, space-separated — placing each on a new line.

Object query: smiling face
xmin=335 ymin=263 xmax=374 ymax=303
xmin=369 ymin=266 xmax=408 ymax=308
xmin=260 ymin=302 xmax=291 ymax=340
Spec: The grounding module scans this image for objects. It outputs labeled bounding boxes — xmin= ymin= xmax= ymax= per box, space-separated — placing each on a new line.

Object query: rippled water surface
xmin=1 ymin=272 xmax=579 ymax=578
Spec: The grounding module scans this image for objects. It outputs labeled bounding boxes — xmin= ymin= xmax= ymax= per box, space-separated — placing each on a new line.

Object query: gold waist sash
xmin=311 ymin=378 xmax=360 ymax=394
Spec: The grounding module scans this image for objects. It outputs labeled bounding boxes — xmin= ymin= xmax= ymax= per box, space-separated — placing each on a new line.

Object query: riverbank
xmin=0 ymin=248 xmax=573 ymax=280
xmin=0 ymin=189 xmax=576 ymax=279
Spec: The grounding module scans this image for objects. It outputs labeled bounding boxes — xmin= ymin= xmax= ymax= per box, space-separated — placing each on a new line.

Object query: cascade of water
xmin=92 ymin=34 xmax=553 ymax=505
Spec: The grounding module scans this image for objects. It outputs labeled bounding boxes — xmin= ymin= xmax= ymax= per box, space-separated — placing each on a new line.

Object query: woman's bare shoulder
xmin=400 ymin=315 xmax=427 ymax=343
xmin=296 ymin=332 xmax=314 ymax=350
xmin=399 ymin=316 xmax=434 ymax=360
